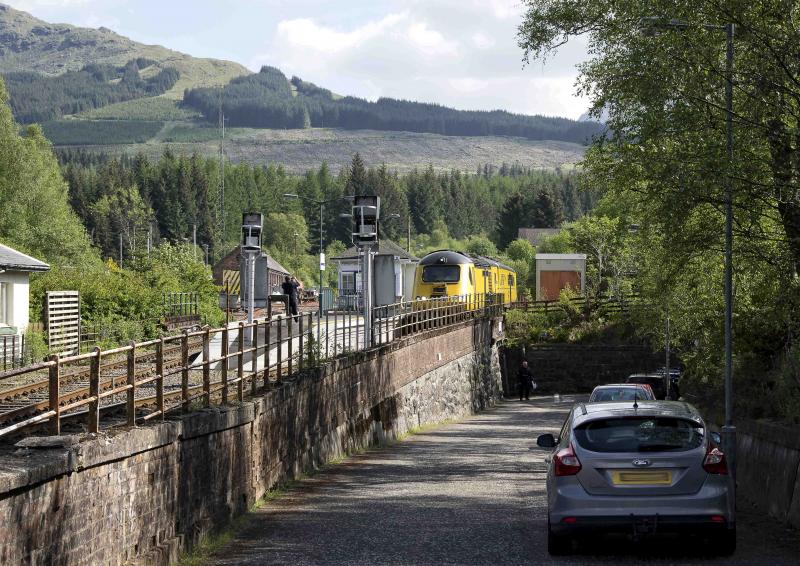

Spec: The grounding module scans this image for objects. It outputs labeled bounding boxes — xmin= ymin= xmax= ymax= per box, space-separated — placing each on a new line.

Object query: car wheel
xmin=547 ymin=519 xmax=571 ymax=556
xmin=716 ymin=527 xmax=736 ymax=556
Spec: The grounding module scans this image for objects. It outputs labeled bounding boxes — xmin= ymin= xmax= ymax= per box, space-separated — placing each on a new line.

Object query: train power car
xmin=412 ymin=250 xmax=517 ymax=304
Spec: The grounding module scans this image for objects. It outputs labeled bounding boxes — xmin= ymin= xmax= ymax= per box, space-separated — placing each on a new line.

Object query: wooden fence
xmin=509 ymin=293 xmax=639 ymax=317
xmin=45 ymin=291 xmax=81 ymax=355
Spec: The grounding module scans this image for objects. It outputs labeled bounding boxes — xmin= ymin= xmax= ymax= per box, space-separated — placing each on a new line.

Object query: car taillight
xmin=554 ymin=444 xmax=582 ymax=476
xmin=703 ymin=444 xmax=728 ymax=475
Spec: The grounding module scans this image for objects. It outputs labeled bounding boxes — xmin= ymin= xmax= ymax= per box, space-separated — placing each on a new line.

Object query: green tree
xmin=464 ymin=235 xmax=497 ymax=257
xmin=91 ymin=184 xmax=154 ymax=261
xmin=324 ymin=240 xmax=347 ymax=288
xmin=518 ymin=0 xmax=800 ymax=270
xmin=506 ymin=238 xmax=536 ymax=264
xmin=369 ymin=164 xmax=410 ymax=243
xmin=346 ymin=153 xmax=368 ymax=196
xmin=566 ymin=215 xmax=622 ymax=297
xmin=495 ymin=192 xmax=529 ymax=249
xmin=262 ymin=212 xmax=312 ymax=282
xmin=0 ymin=80 xmax=94 ymax=266
xmin=530 ymin=187 xmax=564 ymax=228
xmin=407 ymin=165 xmax=442 ymax=234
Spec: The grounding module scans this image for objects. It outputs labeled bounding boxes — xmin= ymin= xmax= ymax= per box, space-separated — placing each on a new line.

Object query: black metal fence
xmin=0 ymin=334 xmax=23 ymax=371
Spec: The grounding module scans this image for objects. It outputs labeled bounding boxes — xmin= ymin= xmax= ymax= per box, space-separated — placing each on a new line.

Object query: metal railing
xmin=163 ymin=292 xmax=199 ymax=317
xmin=371 ymin=294 xmax=503 ymax=346
xmin=1 ymin=334 xmax=24 ymax=370
xmin=0 ymin=294 xmax=502 ymax=439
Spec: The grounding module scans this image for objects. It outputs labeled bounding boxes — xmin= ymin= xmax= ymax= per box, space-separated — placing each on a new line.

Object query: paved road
xmin=207 ymin=399 xmax=799 ymax=565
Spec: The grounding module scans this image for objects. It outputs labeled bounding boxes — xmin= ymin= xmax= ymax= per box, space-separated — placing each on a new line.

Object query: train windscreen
xmin=422 ymin=265 xmax=460 ymax=283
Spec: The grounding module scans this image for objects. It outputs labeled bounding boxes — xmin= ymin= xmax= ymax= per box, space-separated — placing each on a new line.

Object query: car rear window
xmin=590 ymin=387 xmax=649 ymax=402
xmin=574 ymin=417 xmax=704 ymax=453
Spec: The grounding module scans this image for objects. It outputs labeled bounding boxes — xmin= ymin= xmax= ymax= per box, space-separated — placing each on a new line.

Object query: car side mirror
xmin=710 ymin=431 xmax=721 ymax=445
xmin=537 ymin=433 xmax=557 ymax=448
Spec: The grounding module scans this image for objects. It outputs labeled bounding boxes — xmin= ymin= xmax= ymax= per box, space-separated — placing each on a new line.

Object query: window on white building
xmin=341 ymin=272 xmax=356 ymax=294
xmin=0 ymin=282 xmax=8 ymax=325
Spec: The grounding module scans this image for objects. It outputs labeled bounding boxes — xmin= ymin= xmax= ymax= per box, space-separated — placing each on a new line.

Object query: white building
xmin=535 ymin=253 xmax=586 ymax=301
xmin=332 ymin=239 xmax=419 ymax=310
xmin=0 ymin=243 xmax=50 ymax=363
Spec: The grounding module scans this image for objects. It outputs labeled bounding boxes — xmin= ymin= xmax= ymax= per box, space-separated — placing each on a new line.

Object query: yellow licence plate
xmin=611 ymin=470 xmax=672 ymax=485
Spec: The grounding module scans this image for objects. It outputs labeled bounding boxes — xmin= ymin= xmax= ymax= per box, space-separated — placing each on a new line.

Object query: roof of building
xmin=332 ymin=239 xmax=419 ymax=261
xmin=535 ymin=253 xmax=587 ymax=261
xmin=518 ymin=227 xmax=561 ymax=246
xmin=212 ymin=245 xmax=289 ymax=286
xmin=262 ymin=253 xmax=289 ymax=275
xmin=0 ymin=243 xmax=50 ymax=272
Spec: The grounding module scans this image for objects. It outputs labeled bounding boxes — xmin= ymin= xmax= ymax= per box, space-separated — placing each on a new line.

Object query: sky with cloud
xmin=7 ymin=0 xmax=591 ymax=119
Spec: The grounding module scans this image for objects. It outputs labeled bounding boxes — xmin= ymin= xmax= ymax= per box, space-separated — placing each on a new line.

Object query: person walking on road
xmin=282 ymin=275 xmax=300 ymax=317
xmin=518 ymin=360 xmax=535 ymax=401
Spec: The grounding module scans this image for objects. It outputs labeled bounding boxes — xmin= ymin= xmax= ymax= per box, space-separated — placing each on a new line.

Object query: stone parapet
xmin=0 ymin=318 xmax=502 ymax=566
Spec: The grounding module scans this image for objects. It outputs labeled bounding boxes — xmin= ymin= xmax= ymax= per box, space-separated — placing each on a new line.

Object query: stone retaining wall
xmin=735 ymin=420 xmax=800 ymax=529
xmin=500 ymin=343 xmax=664 ymax=395
xmin=0 ymin=318 xmax=502 ymax=566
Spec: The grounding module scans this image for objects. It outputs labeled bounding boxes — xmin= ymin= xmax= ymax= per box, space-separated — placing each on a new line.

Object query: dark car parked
xmin=626 ymin=373 xmax=668 ymax=400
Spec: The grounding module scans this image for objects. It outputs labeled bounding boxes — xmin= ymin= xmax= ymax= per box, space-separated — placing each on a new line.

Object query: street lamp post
xmin=641 ymin=16 xmax=737 ymax=474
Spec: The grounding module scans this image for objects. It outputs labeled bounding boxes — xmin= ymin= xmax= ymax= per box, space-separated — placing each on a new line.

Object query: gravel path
xmin=207 ymin=398 xmax=799 ymax=565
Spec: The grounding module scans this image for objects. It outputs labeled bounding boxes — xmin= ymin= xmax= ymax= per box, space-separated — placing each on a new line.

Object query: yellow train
xmin=412 ymin=250 xmax=518 ymax=304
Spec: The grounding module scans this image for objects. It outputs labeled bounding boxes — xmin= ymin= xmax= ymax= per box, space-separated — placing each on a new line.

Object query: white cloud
xmin=275 ymin=12 xmax=407 ymax=54
xmin=475 ymin=0 xmax=525 ymax=20
xmin=471 ymin=32 xmax=495 ymax=50
xmin=258 ymin=2 xmax=589 ymax=118
xmin=405 ymin=22 xmax=458 ymax=56
xmin=10 ymin=0 xmax=93 ymax=9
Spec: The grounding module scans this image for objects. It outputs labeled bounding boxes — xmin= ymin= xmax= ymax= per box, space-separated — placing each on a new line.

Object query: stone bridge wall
xmin=0 ymin=318 xmax=502 ymax=566
xmin=500 ymin=343 xmax=664 ymax=396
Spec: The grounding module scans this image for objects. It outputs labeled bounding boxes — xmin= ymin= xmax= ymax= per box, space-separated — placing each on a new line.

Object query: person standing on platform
xmin=282 ymin=275 xmax=300 ymax=317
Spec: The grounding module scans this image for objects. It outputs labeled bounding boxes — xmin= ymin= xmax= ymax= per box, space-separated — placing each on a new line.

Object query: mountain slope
xmin=0 ymin=4 xmax=589 ymax=172
xmin=0 ymin=3 xmax=249 ymax=96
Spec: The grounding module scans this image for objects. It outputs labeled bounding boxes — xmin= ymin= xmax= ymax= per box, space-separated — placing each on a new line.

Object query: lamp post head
xmin=283 ymin=193 xmax=300 ymax=199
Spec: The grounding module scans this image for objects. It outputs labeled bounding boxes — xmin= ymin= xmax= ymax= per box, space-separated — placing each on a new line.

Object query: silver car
xmin=589 ymin=384 xmax=656 ymax=402
xmin=537 ymin=401 xmax=735 ymax=555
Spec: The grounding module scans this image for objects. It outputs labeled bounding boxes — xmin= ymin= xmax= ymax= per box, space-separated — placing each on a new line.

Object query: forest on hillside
xmin=2 ymin=59 xmax=179 ymax=123
xmin=57 ymin=148 xmax=596 ymax=285
xmin=182 ymin=66 xmax=602 ymax=143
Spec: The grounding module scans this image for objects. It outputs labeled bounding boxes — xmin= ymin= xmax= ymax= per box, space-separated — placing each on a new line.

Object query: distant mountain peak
xmin=0 ymin=2 xmax=248 ymax=90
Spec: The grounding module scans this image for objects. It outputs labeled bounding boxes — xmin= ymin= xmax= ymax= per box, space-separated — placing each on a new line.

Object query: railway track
xmin=0 ymin=339 xmax=203 ymax=427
